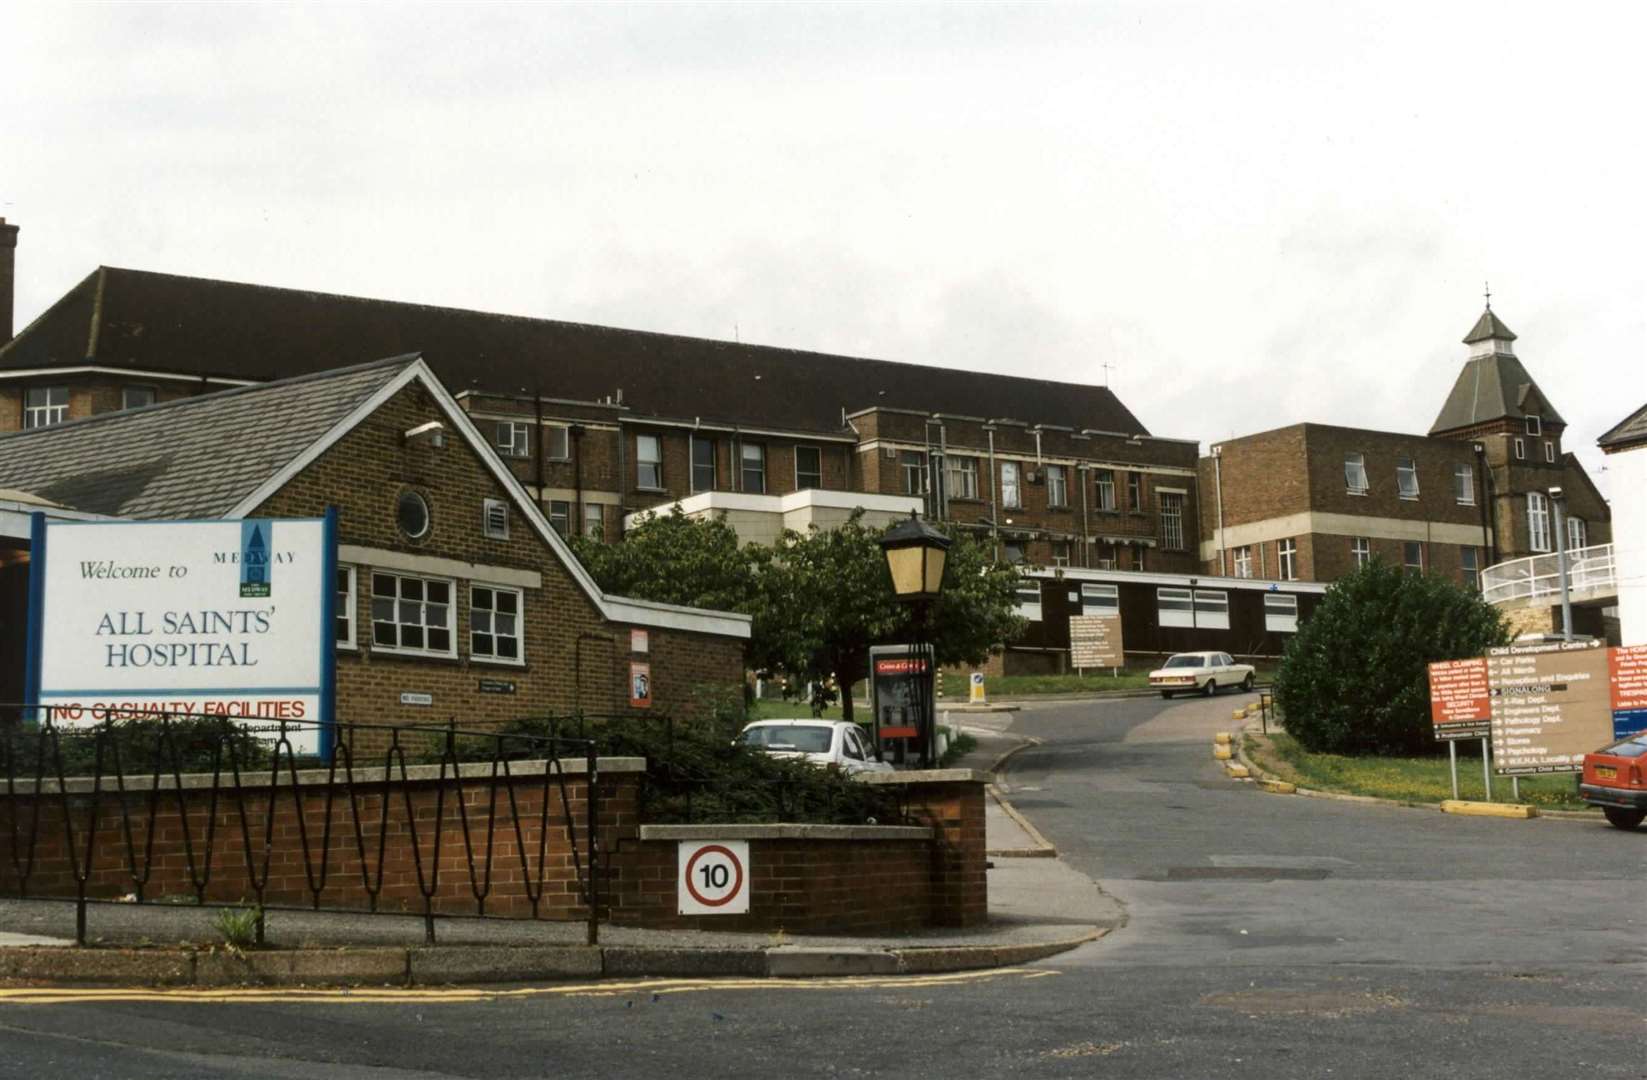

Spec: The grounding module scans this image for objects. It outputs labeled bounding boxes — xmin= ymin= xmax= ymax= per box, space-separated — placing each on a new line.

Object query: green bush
xmin=1273 ymin=560 xmax=1508 ymax=756
xmin=1 ymin=716 xmax=275 ymax=779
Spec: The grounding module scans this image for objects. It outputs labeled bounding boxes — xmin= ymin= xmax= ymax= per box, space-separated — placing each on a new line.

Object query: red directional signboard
xmin=1427 ymin=657 xmax=1492 ymax=740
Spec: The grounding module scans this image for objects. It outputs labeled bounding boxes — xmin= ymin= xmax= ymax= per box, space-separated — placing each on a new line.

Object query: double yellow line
xmin=0 ymin=967 xmax=1059 ymax=1006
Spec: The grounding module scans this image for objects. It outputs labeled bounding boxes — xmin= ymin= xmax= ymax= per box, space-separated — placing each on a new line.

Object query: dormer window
xmin=1525 ymin=415 xmax=1541 ymax=437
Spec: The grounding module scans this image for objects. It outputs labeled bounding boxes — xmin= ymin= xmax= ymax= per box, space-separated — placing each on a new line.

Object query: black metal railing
xmin=0 ymin=705 xmax=599 ymax=946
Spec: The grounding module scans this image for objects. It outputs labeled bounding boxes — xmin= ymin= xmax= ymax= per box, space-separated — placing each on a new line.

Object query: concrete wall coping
xmin=1 ymin=755 xmax=648 ymax=796
xmin=637 ymin=823 xmax=935 ymax=841
xmin=854 ymin=768 xmax=993 ymax=786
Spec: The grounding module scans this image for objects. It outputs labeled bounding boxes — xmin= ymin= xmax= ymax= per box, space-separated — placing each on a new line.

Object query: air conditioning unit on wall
xmin=1026 ymin=469 xmax=1043 ymax=484
xmin=883 ymin=447 xmax=898 ymax=459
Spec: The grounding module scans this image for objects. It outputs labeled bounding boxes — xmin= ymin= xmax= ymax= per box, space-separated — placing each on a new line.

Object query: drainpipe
xmin=533 ymin=390 xmax=545 ymax=498
xmin=1474 ymin=443 xmax=1496 ymax=564
xmin=1213 ymin=448 xmax=1226 ymax=576
xmin=571 ymin=424 xmax=586 ymax=536
xmin=1078 ymin=463 xmax=1091 ymax=568
xmin=986 ymin=426 xmax=1000 ymax=558
xmin=616 ymin=416 xmax=628 ymax=539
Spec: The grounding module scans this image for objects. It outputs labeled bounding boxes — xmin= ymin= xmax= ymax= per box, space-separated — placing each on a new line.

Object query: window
xmin=1344 ymin=452 xmax=1369 ymax=494
xmin=335 ymin=566 xmax=357 ymax=648
xmin=1567 ymin=516 xmax=1587 ymax=551
xmin=1404 ymin=541 xmax=1424 ymax=573
xmin=1081 ymin=583 xmax=1119 ymax=616
xmin=947 ymin=456 xmax=979 ymax=499
xmin=900 ymin=451 xmax=926 ymax=496
xmin=1095 ymin=469 xmax=1116 ymax=511
xmin=547 ymin=500 xmax=571 ymax=536
xmin=23 ymin=386 xmax=68 ymax=429
xmin=494 ymin=421 xmax=530 ymax=458
xmin=1051 ymin=541 xmax=1071 ymax=567
xmin=1232 ymin=546 xmax=1252 ymax=578
xmin=1277 ymin=538 xmax=1297 ymax=581
xmin=397 ymin=491 xmax=431 ymax=540
xmin=1194 ymin=589 xmax=1230 ymax=630
xmin=795 ymin=446 xmax=822 ymax=490
xmin=545 ymin=425 xmax=570 ymax=461
xmin=690 ymin=436 xmax=716 ymax=493
xmin=1014 ymin=582 xmax=1041 ymax=621
xmin=1351 ymin=537 xmax=1371 ymax=568
xmin=583 ymin=503 xmax=603 ymax=539
xmin=1453 ymin=464 xmax=1475 ymax=505
xmin=741 ymin=442 xmax=766 ymax=493
xmin=1513 ymin=438 xmax=1526 ymax=461
xmin=1461 ymin=547 xmax=1480 ymax=591
xmin=1396 ymin=457 xmax=1419 ymax=500
xmin=470 ymin=585 xmax=522 ymax=663
xmin=482 ymin=498 xmax=509 ymax=540
xmin=1544 ymin=441 xmax=1555 ymax=464
xmin=1525 ymin=415 xmax=1541 ymax=437
xmin=1003 ymin=541 xmax=1026 ymax=565
xmin=1000 ymin=462 xmax=1021 ymax=508
xmin=122 ymin=386 xmax=156 ymax=411
xmin=371 ymin=572 xmax=454 ymax=656
xmin=1527 ymin=492 xmax=1551 ymax=552
xmin=1264 ymin=594 xmax=1299 ymax=633
xmin=636 ymin=434 xmax=663 ymax=489
xmin=1046 ymin=465 xmax=1067 ymax=507
xmin=1157 ymin=587 xmax=1194 ymax=628
xmin=1127 ymin=472 xmax=1142 ymax=511
xmin=1158 ymin=492 xmax=1185 ymax=550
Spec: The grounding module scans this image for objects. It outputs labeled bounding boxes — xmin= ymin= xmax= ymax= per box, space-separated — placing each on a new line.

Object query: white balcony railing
xmin=1480 ymin=543 xmax=1616 ymax=606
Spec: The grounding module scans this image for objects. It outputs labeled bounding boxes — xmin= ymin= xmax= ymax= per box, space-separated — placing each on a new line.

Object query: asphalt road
xmin=2 ymin=694 xmax=1643 ymax=1079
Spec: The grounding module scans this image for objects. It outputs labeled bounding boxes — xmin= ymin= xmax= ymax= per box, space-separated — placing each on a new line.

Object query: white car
xmin=736 ymin=719 xmax=894 ymax=775
xmin=1149 ymin=652 xmax=1256 ymax=699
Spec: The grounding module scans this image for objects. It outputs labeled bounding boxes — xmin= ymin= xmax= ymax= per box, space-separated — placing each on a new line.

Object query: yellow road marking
xmin=0 ymin=967 xmax=1057 ymax=1006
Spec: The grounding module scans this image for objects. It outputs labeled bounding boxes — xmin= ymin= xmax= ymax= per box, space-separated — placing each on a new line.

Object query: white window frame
xmin=122 ymin=385 xmax=156 ymax=411
xmin=1095 ymin=469 xmax=1116 ymax=511
xmin=1403 ymin=541 xmax=1424 ymax=573
xmin=23 ymin=386 xmax=68 ymax=429
xmin=1453 ymin=463 xmax=1474 ymax=505
xmin=1544 ymin=441 xmax=1555 ymax=464
xmin=335 ymin=565 xmax=357 ymax=650
xmin=1566 ymin=516 xmax=1587 ymax=551
xmin=1158 ymin=492 xmax=1185 ymax=550
xmin=1525 ymin=415 xmax=1541 ymax=437
xmin=1264 ymin=593 xmax=1299 ymax=633
xmin=1081 ymin=583 xmax=1119 ymax=616
xmin=741 ymin=442 xmax=766 ymax=494
xmin=544 ymin=424 xmax=570 ymax=461
xmin=1344 ymin=452 xmax=1369 ymax=494
xmin=1046 ymin=464 xmax=1067 ymax=508
xmin=1232 ymin=546 xmax=1252 ymax=579
xmin=1277 ymin=538 xmax=1297 ymax=581
xmin=1157 ymin=587 xmax=1194 ymax=628
xmin=494 ymin=421 xmax=530 ymax=458
xmin=547 ymin=500 xmax=572 ymax=536
xmin=636 ymin=433 xmax=663 ymax=489
xmin=482 ymin=497 xmax=509 ymax=540
xmin=1351 ymin=537 xmax=1371 ymax=568
xmin=900 ymin=450 xmax=926 ymax=496
xmin=370 ymin=571 xmax=457 ymax=658
xmin=1127 ymin=472 xmax=1142 ymax=511
xmin=795 ymin=445 xmax=823 ymax=490
xmin=1194 ymin=589 xmax=1230 ymax=631
xmin=1396 ymin=456 xmax=1420 ymax=500
xmin=1527 ymin=492 xmax=1551 ymax=552
xmin=1460 ymin=546 xmax=1480 ymax=591
xmin=691 ymin=435 xmax=716 ymax=493
xmin=1000 ymin=462 xmax=1021 ymax=508
xmin=1513 ymin=437 xmax=1526 ymax=461
xmin=583 ymin=502 xmax=603 ymax=539
xmin=1051 ymin=541 xmax=1071 ymax=568
xmin=1014 ymin=582 xmax=1042 ymax=621
xmin=947 ymin=456 xmax=979 ymax=500
xmin=469 ymin=584 xmax=525 ymax=666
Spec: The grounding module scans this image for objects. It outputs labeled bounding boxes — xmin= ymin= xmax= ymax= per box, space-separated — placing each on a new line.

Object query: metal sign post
xmin=1448 ymin=740 xmax=1459 ymax=800
xmin=1480 ymin=737 xmax=1492 ymax=800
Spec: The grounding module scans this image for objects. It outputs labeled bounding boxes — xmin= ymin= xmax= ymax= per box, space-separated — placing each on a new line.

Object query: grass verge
xmin=985 ymin=662 xmax=1279 ymax=698
xmin=1246 ymin=731 xmax=1593 ymax=812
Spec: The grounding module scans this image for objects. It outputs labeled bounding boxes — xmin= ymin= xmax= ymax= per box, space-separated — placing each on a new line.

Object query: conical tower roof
xmin=1430 ymin=308 xmax=1564 ymax=435
xmin=1462 ymin=308 xmax=1517 ymax=345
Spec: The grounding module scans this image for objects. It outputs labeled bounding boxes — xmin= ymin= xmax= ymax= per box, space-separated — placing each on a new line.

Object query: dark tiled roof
xmin=1429 ymin=352 xmax=1565 ymax=434
xmin=0 ymin=267 xmax=1150 ymax=437
xmin=1597 ymin=402 xmax=1647 ymax=450
xmin=0 ymin=356 xmax=411 ymax=517
xmin=1462 ymin=308 xmax=1517 ymax=344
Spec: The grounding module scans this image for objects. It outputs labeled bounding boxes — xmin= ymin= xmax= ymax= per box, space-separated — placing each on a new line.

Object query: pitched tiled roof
xmin=0 ymin=356 xmax=411 ymax=518
xmin=1462 ymin=308 xmax=1517 ymax=344
xmin=1430 ymin=352 xmax=1565 ymax=434
xmin=0 ymin=267 xmax=1150 ymax=437
xmin=1597 ymin=402 xmax=1647 ymax=450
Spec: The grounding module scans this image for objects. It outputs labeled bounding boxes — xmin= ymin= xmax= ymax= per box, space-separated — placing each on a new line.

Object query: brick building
xmin=1198 ymin=306 xmax=1610 ymax=589
xmin=0 ymin=356 xmax=750 ymax=727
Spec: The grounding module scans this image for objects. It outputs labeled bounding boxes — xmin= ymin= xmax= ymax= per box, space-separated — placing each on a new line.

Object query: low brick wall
xmin=0 ymin=764 xmax=990 ymax=935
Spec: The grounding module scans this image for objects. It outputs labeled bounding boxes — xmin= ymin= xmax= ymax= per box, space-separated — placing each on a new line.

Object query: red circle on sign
xmin=683 ymin=844 xmax=744 ymax=907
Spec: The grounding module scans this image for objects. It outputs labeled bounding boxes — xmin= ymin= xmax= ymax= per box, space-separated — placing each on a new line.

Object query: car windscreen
xmin=740 ymin=726 xmax=834 ymax=752
xmin=1163 ymin=656 xmax=1204 ymax=669
xmin=1601 ymin=736 xmax=1647 ymax=758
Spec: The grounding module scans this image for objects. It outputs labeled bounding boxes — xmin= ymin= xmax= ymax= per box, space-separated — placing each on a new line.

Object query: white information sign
xmin=677 ymin=840 xmax=750 ymax=915
xmin=30 ymin=518 xmax=333 ymax=753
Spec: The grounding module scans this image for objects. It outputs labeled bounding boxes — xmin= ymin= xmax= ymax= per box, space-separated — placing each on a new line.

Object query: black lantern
xmin=879 ymin=512 xmax=952 ymax=601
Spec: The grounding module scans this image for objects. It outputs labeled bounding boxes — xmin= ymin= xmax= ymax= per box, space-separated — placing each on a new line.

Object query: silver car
xmin=737 ymin=719 xmax=894 ymax=774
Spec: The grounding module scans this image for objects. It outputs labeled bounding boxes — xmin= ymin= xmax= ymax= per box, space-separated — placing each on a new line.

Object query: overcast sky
xmin=6 ymin=2 xmax=1643 ymax=492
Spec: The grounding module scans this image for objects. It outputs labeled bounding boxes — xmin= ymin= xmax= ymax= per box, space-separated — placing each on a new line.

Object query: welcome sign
xmin=25 ymin=515 xmax=337 ymax=755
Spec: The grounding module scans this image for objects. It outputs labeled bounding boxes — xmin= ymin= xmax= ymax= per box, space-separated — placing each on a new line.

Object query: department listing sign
xmin=27 ymin=517 xmax=334 ymax=754
xmin=1483 ymin=639 xmax=1630 ymax=776
xmin=1069 ymin=614 xmax=1123 ymax=669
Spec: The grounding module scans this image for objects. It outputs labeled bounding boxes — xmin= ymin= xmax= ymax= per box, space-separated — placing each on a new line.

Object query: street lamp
xmin=1548 ymin=486 xmax=1573 ymax=641
xmin=879 ymin=513 xmax=952 ymax=766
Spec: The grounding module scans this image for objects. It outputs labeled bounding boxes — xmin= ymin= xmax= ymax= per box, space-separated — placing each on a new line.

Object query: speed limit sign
xmin=677 ymin=840 xmax=750 ymax=915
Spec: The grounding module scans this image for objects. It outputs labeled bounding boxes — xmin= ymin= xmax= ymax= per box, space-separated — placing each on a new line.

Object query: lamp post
xmin=879 ymin=513 xmax=952 ymax=767
xmin=1548 ymin=486 xmax=1574 ymax=642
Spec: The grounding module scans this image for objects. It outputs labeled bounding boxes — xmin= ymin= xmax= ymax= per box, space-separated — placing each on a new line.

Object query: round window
xmin=397 ymin=491 xmax=431 ymax=539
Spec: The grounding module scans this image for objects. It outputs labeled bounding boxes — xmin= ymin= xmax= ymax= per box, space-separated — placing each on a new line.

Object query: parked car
xmin=1578 ymin=732 xmax=1647 ymax=830
xmin=736 ymin=719 xmax=894 ymax=775
xmin=1149 ymin=652 xmax=1256 ymax=699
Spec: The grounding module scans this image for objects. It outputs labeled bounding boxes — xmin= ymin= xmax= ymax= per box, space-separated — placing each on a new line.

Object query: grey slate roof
xmin=1597 ymin=402 xmax=1647 ymax=450
xmin=1462 ymin=308 xmax=1517 ymax=344
xmin=0 ymin=355 xmax=411 ymax=518
xmin=1430 ymin=311 xmax=1565 ymax=434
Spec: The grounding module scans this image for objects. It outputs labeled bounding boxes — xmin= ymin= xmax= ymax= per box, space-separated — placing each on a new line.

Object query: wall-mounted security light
xmin=404 ymin=420 xmax=446 ymax=449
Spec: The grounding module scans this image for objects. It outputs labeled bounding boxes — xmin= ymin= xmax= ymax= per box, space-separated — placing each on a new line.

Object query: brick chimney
xmin=0 ymin=217 xmax=17 ymax=344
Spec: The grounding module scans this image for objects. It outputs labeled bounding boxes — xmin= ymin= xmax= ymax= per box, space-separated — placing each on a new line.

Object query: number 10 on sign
xmin=677 ymin=841 xmax=750 ymax=915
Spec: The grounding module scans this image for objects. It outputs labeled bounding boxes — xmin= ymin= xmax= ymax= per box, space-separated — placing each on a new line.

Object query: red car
xmin=1578 ymin=733 xmax=1647 ymax=830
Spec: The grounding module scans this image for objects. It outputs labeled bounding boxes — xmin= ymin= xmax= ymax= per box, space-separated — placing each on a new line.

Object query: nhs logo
xmin=238 ymin=520 xmax=272 ymax=598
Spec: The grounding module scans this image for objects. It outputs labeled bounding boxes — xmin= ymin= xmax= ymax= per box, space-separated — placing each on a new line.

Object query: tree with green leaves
xmin=1273 ymin=559 xmax=1509 ymax=756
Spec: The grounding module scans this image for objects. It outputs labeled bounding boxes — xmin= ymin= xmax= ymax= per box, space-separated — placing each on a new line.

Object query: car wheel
xmin=1202 ymin=679 xmax=1217 ymax=697
xmin=1241 ymin=673 xmax=1255 ymax=693
xmin=1602 ymin=806 xmax=1646 ymax=830
xmin=1160 ymin=690 xmax=1174 ymax=699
